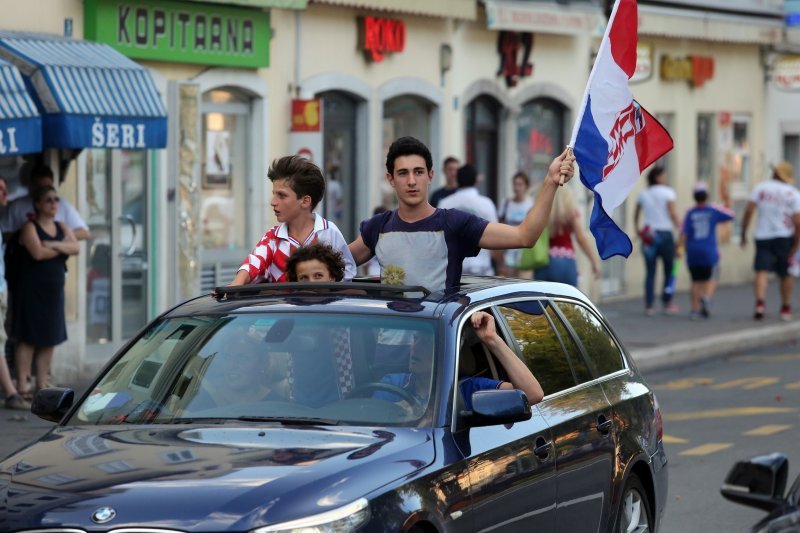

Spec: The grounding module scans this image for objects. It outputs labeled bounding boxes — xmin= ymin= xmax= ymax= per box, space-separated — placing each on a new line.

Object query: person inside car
xmin=375 ymin=311 xmax=544 ymax=414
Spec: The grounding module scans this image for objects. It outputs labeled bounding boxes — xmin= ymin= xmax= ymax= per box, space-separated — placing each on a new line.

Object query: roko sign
xmin=359 ymin=16 xmax=405 ymax=62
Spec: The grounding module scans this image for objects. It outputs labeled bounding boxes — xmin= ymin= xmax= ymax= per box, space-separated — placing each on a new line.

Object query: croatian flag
xmin=570 ymin=0 xmax=673 ymax=259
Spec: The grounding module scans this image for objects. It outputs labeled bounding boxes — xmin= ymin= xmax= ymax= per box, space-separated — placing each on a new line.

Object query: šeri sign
xmin=84 ymin=0 xmax=270 ymax=68
xmin=359 ymin=16 xmax=405 ymax=62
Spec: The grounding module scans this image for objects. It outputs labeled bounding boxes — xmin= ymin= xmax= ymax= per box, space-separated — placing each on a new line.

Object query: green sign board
xmin=84 ymin=0 xmax=271 ymax=68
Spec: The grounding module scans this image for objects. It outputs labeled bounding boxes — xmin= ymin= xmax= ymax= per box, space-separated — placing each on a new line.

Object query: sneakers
xmin=700 ymin=297 xmax=710 ymax=318
xmin=663 ymin=303 xmax=680 ymax=315
xmin=4 ymin=393 xmax=31 ymax=411
xmin=644 ymin=307 xmax=656 ymax=316
xmin=781 ymin=305 xmax=793 ymax=322
xmin=689 ymin=311 xmax=703 ymax=321
xmin=754 ymin=301 xmax=766 ymax=320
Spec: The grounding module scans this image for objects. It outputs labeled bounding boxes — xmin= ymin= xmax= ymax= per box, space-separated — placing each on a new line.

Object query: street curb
xmin=631 ymin=321 xmax=800 ymax=373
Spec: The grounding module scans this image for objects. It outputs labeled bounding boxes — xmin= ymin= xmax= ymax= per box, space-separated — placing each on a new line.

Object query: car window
xmin=498 ymin=301 xmax=577 ymax=396
xmin=552 ymin=301 xmax=625 ymax=376
xmin=71 ymin=313 xmax=439 ymax=427
xmin=543 ymin=304 xmax=593 ymax=385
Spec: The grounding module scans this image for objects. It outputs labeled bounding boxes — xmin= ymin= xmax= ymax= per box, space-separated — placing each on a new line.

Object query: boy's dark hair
xmin=442 ymin=156 xmax=459 ymax=168
xmin=646 ymin=166 xmax=665 ymax=186
xmin=268 ymin=155 xmax=326 ymax=209
xmin=385 ymin=136 xmax=433 ymax=174
xmin=693 ymin=191 xmax=708 ymax=204
xmin=512 ymin=171 xmax=530 ymax=187
xmin=286 ymin=242 xmax=346 ymax=282
xmin=456 ymin=165 xmax=478 ymax=188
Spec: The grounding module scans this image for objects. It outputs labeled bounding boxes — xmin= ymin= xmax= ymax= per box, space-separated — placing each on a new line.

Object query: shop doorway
xmin=319 ymin=90 xmax=358 ymax=241
xmin=84 ymin=149 xmax=149 ymax=352
xmin=465 ymin=95 xmax=501 ymax=203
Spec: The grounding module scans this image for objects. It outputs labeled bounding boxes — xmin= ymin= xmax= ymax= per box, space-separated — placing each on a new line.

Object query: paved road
xmin=649 ymin=340 xmax=800 ymax=532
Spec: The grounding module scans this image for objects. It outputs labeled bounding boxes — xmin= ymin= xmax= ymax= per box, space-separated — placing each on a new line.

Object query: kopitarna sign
xmin=84 ymin=0 xmax=270 ymax=68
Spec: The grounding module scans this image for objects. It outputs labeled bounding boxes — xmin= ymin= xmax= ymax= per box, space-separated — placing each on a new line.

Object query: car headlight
xmin=254 ymin=498 xmax=370 ymax=533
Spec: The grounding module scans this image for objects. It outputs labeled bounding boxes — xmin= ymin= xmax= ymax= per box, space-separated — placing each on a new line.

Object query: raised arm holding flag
xmin=568 ymin=0 xmax=674 ymax=260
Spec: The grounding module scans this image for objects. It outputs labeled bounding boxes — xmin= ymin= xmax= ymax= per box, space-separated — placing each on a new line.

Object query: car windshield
xmin=69 ymin=312 xmax=438 ymax=427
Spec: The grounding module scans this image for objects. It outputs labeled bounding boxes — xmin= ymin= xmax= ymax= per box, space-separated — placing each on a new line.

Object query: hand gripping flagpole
xmin=559 ymin=146 xmax=574 ymax=186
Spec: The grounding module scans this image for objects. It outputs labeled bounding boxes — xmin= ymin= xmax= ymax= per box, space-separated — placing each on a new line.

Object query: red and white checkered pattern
xmin=331 ymin=327 xmax=354 ymax=396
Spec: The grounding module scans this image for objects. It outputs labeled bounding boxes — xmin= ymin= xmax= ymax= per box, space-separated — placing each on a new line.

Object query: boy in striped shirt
xmin=228 ymin=155 xmax=356 ymax=286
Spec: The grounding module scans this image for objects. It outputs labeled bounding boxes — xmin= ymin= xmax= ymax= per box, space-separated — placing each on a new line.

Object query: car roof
xmin=164 ymin=277 xmax=597 ymax=320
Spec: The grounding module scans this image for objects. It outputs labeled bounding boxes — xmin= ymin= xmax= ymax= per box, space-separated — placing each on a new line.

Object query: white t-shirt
xmin=2 ymin=194 xmax=89 ymax=233
xmin=499 ymin=197 xmax=533 ymax=268
xmin=439 ymin=187 xmax=498 ymax=276
xmin=637 ymin=184 xmax=676 ymax=231
xmin=750 ymin=180 xmax=800 ymax=240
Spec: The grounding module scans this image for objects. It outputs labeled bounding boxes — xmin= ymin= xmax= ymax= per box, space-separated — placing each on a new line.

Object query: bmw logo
xmin=91 ymin=507 xmax=117 ymax=524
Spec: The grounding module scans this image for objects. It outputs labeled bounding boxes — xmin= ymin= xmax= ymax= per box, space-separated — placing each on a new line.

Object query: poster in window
xmin=204 ymin=130 xmax=231 ymax=188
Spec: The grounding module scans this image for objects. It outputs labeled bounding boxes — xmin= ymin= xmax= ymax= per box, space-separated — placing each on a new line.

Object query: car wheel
xmin=615 ymin=475 xmax=652 ymax=533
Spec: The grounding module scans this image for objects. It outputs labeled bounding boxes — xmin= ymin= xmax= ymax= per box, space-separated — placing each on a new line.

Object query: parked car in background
xmin=722 ymin=452 xmax=800 ymax=532
xmin=0 ymin=277 xmax=667 ymax=532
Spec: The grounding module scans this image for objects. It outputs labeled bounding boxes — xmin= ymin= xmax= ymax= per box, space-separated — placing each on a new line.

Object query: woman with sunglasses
xmin=12 ymin=185 xmax=79 ymax=400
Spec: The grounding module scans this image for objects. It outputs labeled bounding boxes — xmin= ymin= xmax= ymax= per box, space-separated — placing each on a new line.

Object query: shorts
xmin=754 ymin=237 xmax=793 ymax=277
xmin=689 ymin=266 xmax=713 ymax=282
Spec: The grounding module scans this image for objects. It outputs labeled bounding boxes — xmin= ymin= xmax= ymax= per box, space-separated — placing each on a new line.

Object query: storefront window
xmin=517 ymin=98 xmax=565 ymax=185
xmin=697 ymin=114 xmax=715 ymax=196
xmin=718 ymin=113 xmax=750 ymax=241
xmin=320 ymin=91 xmax=358 ymax=241
xmin=466 ymin=95 xmax=501 ymax=202
xmin=201 ymin=89 xmax=249 ymax=251
xmin=383 ymin=95 xmax=432 ymax=152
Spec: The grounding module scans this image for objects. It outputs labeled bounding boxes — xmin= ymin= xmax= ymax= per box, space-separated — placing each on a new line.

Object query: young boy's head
xmin=268 ymin=156 xmax=326 ymax=221
xmin=286 ymin=242 xmax=345 ymax=282
xmin=385 ymin=136 xmax=433 ymax=174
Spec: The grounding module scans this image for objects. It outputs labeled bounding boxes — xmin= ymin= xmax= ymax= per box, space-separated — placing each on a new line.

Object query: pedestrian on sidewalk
xmin=741 ymin=161 xmax=800 ymax=321
xmin=678 ymin=182 xmax=734 ymax=320
xmin=497 ymin=171 xmax=533 ymax=277
xmin=634 ymin=166 xmax=681 ymax=315
xmin=0 ymin=176 xmax=28 ymax=410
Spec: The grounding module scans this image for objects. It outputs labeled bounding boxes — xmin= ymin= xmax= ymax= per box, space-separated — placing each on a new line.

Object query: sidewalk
xmin=597 ymin=280 xmax=800 ymax=372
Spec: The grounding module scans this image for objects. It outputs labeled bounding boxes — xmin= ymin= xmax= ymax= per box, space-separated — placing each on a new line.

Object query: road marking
xmin=652 ymin=378 xmax=714 ymax=390
xmin=665 ymin=406 xmax=795 ymax=422
xmin=712 ymin=377 xmax=779 ymax=390
xmin=744 ymin=424 xmax=792 ymax=436
xmin=732 ymin=354 xmax=800 ymax=363
xmin=662 ymin=434 xmax=688 ymax=444
xmin=679 ymin=443 xmax=733 ymax=456
xmin=785 ymin=381 xmax=800 ymax=390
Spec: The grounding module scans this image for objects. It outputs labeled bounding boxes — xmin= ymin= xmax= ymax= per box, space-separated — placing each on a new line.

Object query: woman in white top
xmin=634 ymin=166 xmax=681 ymax=315
xmin=497 ymin=172 xmax=534 ymax=277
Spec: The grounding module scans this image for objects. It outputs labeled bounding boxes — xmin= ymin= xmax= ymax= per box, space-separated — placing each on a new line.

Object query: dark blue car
xmin=0 ymin=278 xmax=667 ymax=532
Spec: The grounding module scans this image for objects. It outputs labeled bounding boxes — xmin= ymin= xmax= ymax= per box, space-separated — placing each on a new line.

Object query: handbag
xmin=518 ymin=227 xmax=550 ymax=270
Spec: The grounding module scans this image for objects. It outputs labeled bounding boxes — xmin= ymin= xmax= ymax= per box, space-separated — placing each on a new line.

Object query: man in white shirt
xmin=439 ymin=165 xmax=500 ymax=276
xmin=1 ymin=164 xmax=91 ymax=241
xmin=741 ymin=161 xmax=800 ymax=321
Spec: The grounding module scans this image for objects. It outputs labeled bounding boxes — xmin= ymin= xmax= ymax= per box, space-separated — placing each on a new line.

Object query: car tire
xmin=614 ymin=474 xmax=653 ymax=533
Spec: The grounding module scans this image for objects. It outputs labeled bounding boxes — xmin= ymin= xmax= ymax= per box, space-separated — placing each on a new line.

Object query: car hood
xmin=0 ymin=424 xmax=435 ymax=531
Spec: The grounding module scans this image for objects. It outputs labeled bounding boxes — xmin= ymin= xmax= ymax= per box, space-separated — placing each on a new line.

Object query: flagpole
xmin=559 ymin=146 xmax=574 ymax=186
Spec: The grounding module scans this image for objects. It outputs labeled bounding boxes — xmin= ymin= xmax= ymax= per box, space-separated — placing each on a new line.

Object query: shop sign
xmin=92 ymin=120 xmax=147 ymax=149
xmin=660 ymin=55 xmax=714 ymax=88
xmin=291 ymin=99 xmax=322 ymax=132
xmin=0 ymin=127 xmax=20 ymax=155
xmin=84 ymin=0 xmax=270 ymax=68
xmin=497 ymin=31 xmax=534 ymax=88
xmin=772 ymin=55 xmax=800 ymax=91
xmin=359 ymin=16 xmax=406 ymax=62
xmin=630 ymin=43 xmax=653 ymax=84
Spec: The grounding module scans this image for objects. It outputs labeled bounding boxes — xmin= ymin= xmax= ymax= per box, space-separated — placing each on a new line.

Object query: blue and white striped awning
xmin=0 ymin=32 xmax=166 ymax=150
xmin=0 ymin=56 xmax=41 ymax=155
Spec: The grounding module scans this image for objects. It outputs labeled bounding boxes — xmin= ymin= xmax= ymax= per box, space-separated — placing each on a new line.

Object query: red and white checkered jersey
xmin=239 ymin=214 xmax=356 ymax=283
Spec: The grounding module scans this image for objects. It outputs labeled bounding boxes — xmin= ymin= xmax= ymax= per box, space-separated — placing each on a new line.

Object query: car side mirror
xmin=721 ymin=452 xmax=789 ymax=512
xmin=31 ymin=387 xmax=74 ymax=423
xmin=461 ymin=389 xmax=532 ymax=427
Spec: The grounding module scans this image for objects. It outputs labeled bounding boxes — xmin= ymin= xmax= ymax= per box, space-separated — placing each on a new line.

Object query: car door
xmin=497 ymin=299 xmax=616 ymax=533
xmin=453 ymin=306 xmax=557 ymax=532
xmin=552 ymin=300 xmax=650 ymax=531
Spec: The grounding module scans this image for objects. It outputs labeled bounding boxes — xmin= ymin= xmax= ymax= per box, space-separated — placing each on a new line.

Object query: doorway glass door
xmin=85 ymin=149 xmax=149 ymax=351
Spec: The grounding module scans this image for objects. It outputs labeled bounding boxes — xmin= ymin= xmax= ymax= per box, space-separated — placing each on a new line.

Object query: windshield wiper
xmin=234 ymin=416 xmax=340 ymax=426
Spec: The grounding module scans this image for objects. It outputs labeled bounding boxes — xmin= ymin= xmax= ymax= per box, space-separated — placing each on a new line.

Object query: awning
xmin=0 ymin=57 xmax=41 ymax=155
xmin=0 ymin=32 xmax=167 ymax=150
xmin=186 ymin=0 xmax=308 ymax=8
